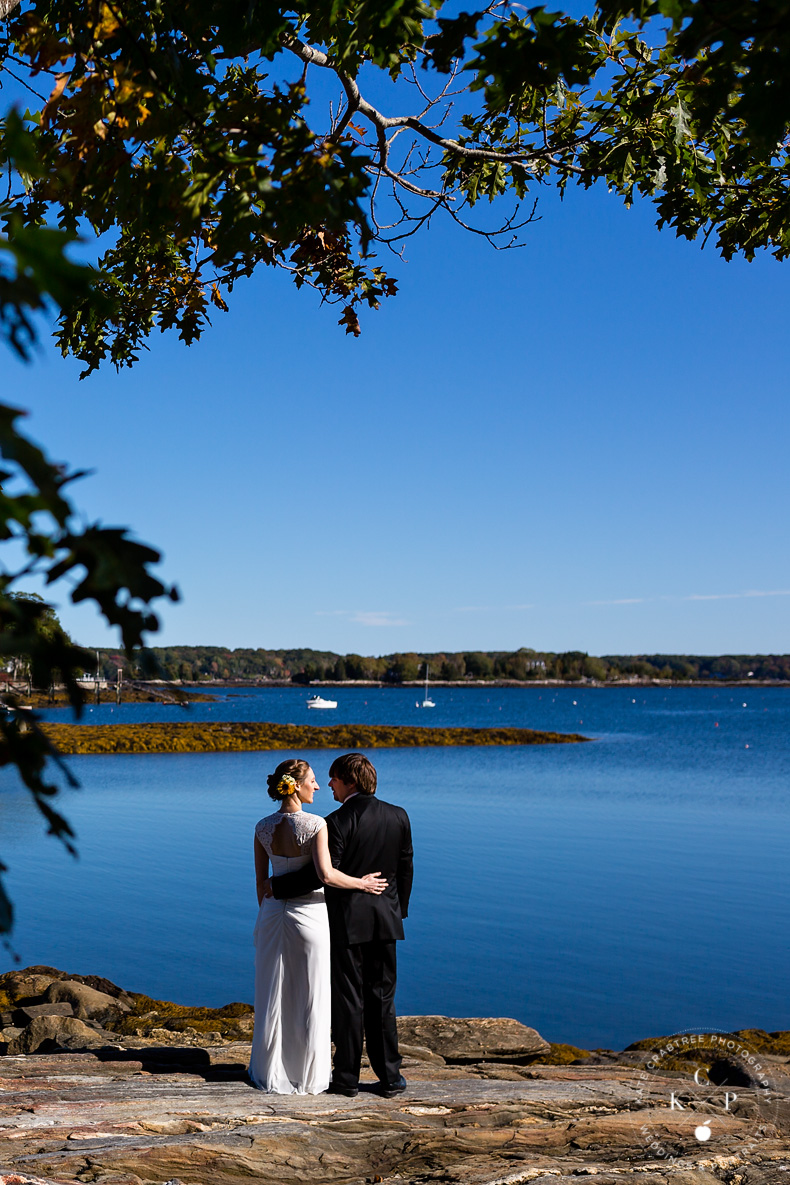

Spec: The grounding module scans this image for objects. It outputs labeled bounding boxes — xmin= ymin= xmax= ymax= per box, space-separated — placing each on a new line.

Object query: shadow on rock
xmin=91 ymin=1044 xmax=251 ymax=1081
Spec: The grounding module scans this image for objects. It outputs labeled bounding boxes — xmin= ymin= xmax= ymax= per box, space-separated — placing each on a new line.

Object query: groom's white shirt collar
xmin=342 ymin=792 xmax=360 ymax=803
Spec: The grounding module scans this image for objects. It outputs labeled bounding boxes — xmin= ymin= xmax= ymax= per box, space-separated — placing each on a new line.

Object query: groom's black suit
xmin=271 ymin=794 xmax=413 ymax=1090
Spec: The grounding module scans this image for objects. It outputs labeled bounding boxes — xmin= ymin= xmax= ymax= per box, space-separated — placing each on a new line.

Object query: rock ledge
xmin=1 ymin=967 xmax=789 ymax=1185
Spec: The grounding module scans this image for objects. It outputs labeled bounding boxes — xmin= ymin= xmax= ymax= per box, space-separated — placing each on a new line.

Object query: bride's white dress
xmin=248 ymin=810 xmax=331 ymax=1093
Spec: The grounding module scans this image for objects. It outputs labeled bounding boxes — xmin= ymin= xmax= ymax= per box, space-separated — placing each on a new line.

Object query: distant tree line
xmin=89 ymin=647 xmax=790 ymax=684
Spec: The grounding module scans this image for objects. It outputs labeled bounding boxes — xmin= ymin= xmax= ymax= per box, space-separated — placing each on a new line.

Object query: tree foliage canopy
xmin=0 ymin=0 xmax=789 ymax=372
xmin=0 ymin=0 xmax=788 ymax=937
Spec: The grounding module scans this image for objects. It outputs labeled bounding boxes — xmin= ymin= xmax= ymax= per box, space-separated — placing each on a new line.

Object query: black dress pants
xmin=330 ymin=939 xmax=401 ymax=1088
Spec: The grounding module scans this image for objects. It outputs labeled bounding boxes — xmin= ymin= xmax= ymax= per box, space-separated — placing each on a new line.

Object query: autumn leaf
xmin=339 ymin=305 xmax=361 ymax=337
xmin=210 ymin=283 xmax=228 ymax=311
xmin=41 ymin=72 xmax=69 ymax=127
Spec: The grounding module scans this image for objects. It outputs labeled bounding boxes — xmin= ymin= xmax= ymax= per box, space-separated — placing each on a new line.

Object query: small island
xmin=41 ymin=720 xmax=590 ymax=755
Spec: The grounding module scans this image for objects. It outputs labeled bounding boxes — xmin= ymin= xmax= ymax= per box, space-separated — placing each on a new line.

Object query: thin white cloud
xmin=453 ymin=603 xmax=535 ymax=613
xmin=586 ymin=598 xmax=646 ymax=606
xmin=314 ymin=609 xmax=409 ymax=626
xmin=586 ymin=589 xmax=790 ymax=607
xmin=351 ymin=611 xmax=410 ymax=627
xmin=680 ymin=589 xmax=790 ymax=602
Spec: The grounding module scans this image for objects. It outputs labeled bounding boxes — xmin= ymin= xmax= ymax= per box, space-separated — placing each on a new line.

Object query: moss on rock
xmin=103 ymin=992 xmax=254 ymax=1041
xmin=541 ymin=1042 xmax=592 ymax=1065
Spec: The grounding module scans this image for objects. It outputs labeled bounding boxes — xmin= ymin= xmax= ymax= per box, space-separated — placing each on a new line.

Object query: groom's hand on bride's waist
xmin=270 ymin=862 xmax=323 ymax=899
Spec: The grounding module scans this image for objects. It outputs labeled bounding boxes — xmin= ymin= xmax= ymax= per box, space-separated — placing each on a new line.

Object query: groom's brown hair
xmin=329 ymin=752 xmax=377 ymax=795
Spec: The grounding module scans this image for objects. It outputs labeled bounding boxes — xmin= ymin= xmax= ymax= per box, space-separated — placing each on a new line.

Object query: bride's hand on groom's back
xmin=360 ymin=872 xmax=388 ymax=895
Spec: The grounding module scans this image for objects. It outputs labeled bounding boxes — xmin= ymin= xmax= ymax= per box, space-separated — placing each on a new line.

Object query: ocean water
xmin=2 ymin=686 xmax=789 ymax=1049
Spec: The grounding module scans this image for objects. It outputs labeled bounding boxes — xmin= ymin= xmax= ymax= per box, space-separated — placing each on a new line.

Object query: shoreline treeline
xmin=92 ymin=647 xmax=790 ymax=685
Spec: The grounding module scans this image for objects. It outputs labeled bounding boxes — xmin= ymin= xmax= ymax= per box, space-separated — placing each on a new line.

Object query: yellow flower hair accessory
xmin=276 ymin=774 xmax=298 ymax=797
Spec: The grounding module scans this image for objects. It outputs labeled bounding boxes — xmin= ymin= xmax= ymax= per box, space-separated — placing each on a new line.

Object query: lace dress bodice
xmin=255 ymin=811 xmax=326 ymax=898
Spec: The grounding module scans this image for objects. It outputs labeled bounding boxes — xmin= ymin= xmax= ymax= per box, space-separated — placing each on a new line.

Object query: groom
xmin=269 ymin=752 xmax=413 ymax=1097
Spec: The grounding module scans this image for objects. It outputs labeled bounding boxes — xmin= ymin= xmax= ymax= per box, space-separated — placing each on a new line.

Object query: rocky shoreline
xmin=12 ymin=688 xmax=218 ymax=709
xmin=1 ymin=967 xmax=789 ymax=1185
xmin=40 ymin=721 xmax=589 ymax=755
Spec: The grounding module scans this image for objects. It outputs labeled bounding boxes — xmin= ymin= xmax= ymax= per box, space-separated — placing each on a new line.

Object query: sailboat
xmin=416 ymin=663 xmax=435 ymax=709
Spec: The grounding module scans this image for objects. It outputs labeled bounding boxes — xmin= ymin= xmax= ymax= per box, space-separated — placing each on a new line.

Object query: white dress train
xmin=248 ymin=811 xmax=331 ymax=1094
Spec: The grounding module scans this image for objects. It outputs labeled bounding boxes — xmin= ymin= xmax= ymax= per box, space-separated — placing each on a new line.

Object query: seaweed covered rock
xmin=0 ymin=966 xmax=65 ymax=1010
xmin=108 ymin=992 xmax=254 ymax=1043
xmin=0 ymin=967 xmax=255 ymax=1052
xmin=42 ymin=719 xmax=589 ymax=755
xmin=0 ymin=966 xmax=134 ymax=1013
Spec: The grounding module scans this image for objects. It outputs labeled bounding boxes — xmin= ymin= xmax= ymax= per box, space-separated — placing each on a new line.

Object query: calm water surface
xmin=2 ymin=686 xmax=789 ymax=1049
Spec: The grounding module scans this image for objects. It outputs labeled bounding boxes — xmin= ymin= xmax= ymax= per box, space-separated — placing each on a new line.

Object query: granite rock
xmin=1 ymin=969 xmax=788 ymax=1185
xmin=43 ymin=978 xmax=130 ymax=1022
xmin=0 ymin=1174 xmax=71 ymax=1185
xmin=13 ymin=1002 xmax=74 ymax=1023
xmin=398 ymin=1042 xmax=447 ymax=1065
xmin=0 ymin=965 xmax=133 ymax=1010
xmin=5 ymin=1013 xmax=114 ymax=1054
xmin=398 ymin=1015 xmax=551 ymax=1062
xmin=0 ymin=966 xmax=63 ymax=1005
xmin=0 ymin=1025 xmax=23 ymax=1049
xmin=0 ymin=1047 xmax=786 ymax=1185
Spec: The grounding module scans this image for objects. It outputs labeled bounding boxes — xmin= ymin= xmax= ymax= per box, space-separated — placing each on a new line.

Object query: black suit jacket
xmin=270 ymin=795 xmax=413 ymax=946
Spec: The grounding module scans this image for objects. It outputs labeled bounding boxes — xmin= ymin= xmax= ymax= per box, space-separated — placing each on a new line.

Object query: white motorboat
xmin=307 ymin=694 xmax=338 ymax=709
xmin=416 ymin=663 xmax=435 ymax=708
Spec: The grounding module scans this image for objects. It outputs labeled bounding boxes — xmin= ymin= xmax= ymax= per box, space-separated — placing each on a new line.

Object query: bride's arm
xmin=254 ymin=837 xmax=270 ymax=906
xmin=312 ymin=826 xmax=387 ymax=894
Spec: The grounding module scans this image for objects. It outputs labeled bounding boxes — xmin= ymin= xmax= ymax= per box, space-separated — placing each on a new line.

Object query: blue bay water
xmin=2 ymin=686 xmax=789 ymax=1050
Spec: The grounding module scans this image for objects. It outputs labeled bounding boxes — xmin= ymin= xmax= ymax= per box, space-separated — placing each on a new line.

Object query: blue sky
xmin=6 ymin=169 xmax=789 ymax=656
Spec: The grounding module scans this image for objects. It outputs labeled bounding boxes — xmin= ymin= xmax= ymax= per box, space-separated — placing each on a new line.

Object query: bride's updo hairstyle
xmin=266 ymin=758 xmax=310 ymax=801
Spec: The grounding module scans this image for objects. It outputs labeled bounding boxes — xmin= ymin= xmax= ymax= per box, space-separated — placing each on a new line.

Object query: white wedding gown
xmin=248 ymin=811 xmax=332 ymax=1093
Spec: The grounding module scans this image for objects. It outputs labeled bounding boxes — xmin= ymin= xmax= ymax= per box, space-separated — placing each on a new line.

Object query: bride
xmin=249 ymin=758 xmax=387 ymax=1093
